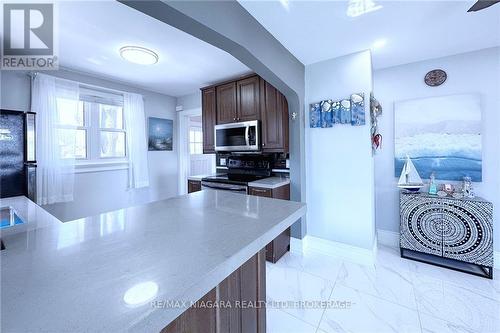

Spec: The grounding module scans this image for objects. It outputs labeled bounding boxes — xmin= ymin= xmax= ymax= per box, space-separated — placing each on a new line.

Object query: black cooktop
xmin=202 ymin=174 xmax=265 ymax=185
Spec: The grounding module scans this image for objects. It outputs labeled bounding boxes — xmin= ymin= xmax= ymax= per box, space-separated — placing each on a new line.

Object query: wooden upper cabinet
xmin=260 ymin=79 xmax=289 ymax=153
xmin=202 ymin=87 xmax=216 ymax=154
xmin=204 ymin=74 xmax=288 ymax=153
xmin=236 ymin=75 xmax=261 ymax=122
xmin=216 ymin=82 xmax=237 ymax=124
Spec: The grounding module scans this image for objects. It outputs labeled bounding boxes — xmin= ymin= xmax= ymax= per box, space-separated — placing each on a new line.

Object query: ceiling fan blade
xmin=468 ymin=0 xmax=500 ymax=12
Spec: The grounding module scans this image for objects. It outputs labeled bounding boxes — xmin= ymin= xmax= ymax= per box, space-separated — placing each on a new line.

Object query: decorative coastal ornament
xmin=372 ymin=133 xmax=382 ymax=150
xmin=370 ymin=92 xmax=383 ymax=155
xmin=397 ymin=155 xmax=424 ymax=192
xmin=428 ymin=172 xmax=438 ymax=195
xmin=462 ymin=176 xmax=475 ymax=198
xmin=442 ymin=184 xmax=455 ymax=196
xmin=424 ymin=69 xmax=447 ymax=87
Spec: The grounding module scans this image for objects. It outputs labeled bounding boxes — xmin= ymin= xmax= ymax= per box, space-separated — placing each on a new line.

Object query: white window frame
xmin=188 ymin=125 xmax=203 ymax=155
xmin=55 ymin=86 xmax=129 ymax=173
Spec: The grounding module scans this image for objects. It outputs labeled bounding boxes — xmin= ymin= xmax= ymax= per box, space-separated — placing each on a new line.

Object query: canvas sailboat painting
xmin=398 ymin=155 xmax=424 ymax=191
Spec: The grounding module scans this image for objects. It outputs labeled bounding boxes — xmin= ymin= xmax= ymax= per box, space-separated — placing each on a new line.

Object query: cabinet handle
xmin=233 ymin=117 xmax=236 ymax=121
xmin=252 ymin=188 xmax=268 ymax=192
xmin=262 ymin=143 xmax=265 ymax=147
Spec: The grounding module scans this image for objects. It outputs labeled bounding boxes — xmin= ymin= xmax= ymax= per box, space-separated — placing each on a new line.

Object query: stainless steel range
xmin=201 ymin=155 xmax=271 ymax=194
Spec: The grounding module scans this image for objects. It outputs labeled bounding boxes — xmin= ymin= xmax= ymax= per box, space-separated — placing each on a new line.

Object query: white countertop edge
xmin=187 ymin=175 xmax=207 ymax=181
xmin=248 ymin=178 xmax=290 ymax=189
xmin=136 ymin=203 xmax=306 ymax=332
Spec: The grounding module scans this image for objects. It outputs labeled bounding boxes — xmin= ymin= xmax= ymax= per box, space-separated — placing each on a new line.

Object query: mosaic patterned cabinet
xmin=400 ymin=192 xmax=493 ymax=278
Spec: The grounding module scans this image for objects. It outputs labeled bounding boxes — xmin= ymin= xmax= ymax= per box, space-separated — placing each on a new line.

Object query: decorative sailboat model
xmin=397 ymin=155 xmax=425 ymax=192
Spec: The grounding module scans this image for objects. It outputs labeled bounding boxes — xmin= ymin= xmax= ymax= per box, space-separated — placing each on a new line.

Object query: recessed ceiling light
xmin=347 ymin=0 xmax=383 ymax=17
xmin=372 ymin=39 xmax=387 ymax=49
xmin=279 ymin=0 xmax=290 ymax=10
xmin=120 ymin=46 xmax=159 ymax=65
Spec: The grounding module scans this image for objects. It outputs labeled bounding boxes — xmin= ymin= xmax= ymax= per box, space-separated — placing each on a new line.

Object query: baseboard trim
xmin=377 ymin=229 xmax=399 ymax=248
xmin=290 ymin=236 xmax=303 ymax=253
xmin=291 ymin=235 xmax=376 ymax=265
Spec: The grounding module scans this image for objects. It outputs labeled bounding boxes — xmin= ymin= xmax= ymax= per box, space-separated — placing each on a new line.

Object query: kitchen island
xmin=0 ymin=190 xmax=306 ymax=332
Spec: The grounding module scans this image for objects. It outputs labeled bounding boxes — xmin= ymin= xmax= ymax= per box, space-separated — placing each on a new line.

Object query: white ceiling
xmin=239 ymin=0 xmax=500 ymax=68
xmin=58 ymin=1 xmax=250 ymax=97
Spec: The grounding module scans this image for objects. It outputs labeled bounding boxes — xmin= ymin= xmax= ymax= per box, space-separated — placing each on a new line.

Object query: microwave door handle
xmin=245 ymin=126 xmax=249 ymax=146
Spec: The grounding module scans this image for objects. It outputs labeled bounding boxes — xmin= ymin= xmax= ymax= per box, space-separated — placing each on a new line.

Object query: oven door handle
xmin=202 ymin=184 xmax=247 ymax=192
xmin=245 ymin=125 xmax=249 ymax=147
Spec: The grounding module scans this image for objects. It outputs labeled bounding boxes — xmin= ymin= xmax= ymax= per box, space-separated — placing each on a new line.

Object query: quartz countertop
xmin=248 ymin=176 xmax=290 ymax=189
xmin=0 ymin=192 xmax=306 ymax=332
xmin=187 ymin=174 xmax=209 ymax=181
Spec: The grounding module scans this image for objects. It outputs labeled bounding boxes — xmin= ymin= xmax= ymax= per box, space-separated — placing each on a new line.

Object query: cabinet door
xmin=441 ymin=198 xmax=493 ymax=267
xmin=248 ymin=187 xmax=272 ymax=198
xmin=216 ymin=82 xmax=237 ymax=124
xmin=202 ymin=87 xmax=216 ymax=153
xmin=400 ymin=194 xmax=443 ymax=256
xmin=188 ymin=180 xmax=201 ymax=193
xmin=260 ymin=80 xmax=289 ymax=153
xmin=236 ymin=76 xmax=261 ymax=122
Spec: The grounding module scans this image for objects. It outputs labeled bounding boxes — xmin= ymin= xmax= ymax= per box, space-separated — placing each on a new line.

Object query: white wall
xmin=305 ymin=50 xmax=376 ymax=250
xmin=373 ymin=47 xmax=500 ymax=251
xmin=176 ymin=91 xmax=201 ymax=111
xmin=1 ymin=69 xmax=178 ymax=221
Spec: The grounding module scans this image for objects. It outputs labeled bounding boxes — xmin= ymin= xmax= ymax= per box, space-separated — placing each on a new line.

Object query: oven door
xmin=214 ymin=120 xmax=259 ymax=152
xmin=201 ymin=181 xmax=248 ymax=194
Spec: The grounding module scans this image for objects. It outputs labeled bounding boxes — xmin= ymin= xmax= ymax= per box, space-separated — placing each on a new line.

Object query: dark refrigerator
xmin=0 ymin=110 xmax=37 ymax=202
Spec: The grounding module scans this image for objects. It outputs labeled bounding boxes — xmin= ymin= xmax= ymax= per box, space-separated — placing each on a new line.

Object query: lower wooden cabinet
xmin=249 ymin=184 xmax=291 ymax=263
xmin=162 ymin=249 xmax=266 ymax=333
xmin=188 ymin=180 xmax=201 ymax=193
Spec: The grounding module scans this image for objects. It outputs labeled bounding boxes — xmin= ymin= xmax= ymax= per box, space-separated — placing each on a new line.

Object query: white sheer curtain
xmin=123 ymin=93 xmax=149 ymax=188
xmin=32 ymin=74 xmax=79 ymax=205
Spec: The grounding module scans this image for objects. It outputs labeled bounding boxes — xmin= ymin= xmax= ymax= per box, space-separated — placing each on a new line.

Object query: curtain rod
xmin=27 ymin=71 xmax=142 ymax=97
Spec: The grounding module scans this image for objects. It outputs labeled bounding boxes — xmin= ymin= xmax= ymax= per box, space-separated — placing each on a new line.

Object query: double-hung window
xmin=189 ymin=126 xmax=203 ymax=155
xmin=56 ymin=86 xmax=127 ymax=168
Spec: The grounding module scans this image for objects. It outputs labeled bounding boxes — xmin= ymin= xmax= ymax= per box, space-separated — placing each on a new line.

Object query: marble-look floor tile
xmin=408 ymin=259 xmax=500 ymax=301
xmin=266 ymin=308 xmax=317 ymax=333
xmin=419 ymin=313 xmax=497 ymax=333
xmin=266 ymin=263 xmax=334 ymax=327
xmin=376 ymin=245 xmax=413 ymax=273
xmin=335 ymin=260 xmax=417 ymax=310
xmin=412 ymin=273 xmax=500 ymax=332
xmin=272 ymin=250 xmax=344 ymax=284
xmin=319 ymin=284 xmax=422 ymax=333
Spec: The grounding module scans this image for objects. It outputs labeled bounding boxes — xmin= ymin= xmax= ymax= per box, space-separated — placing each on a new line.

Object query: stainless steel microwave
xmin=214 ymin=120 xmax=260 ymax=152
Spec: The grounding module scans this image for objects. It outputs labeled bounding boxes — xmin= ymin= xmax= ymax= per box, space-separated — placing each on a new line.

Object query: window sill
xmin=74 ymin=160 xmax=129 ymax=174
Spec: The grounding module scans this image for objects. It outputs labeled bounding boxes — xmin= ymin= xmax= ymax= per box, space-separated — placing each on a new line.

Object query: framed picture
xmin=148 ymin=117 xmax=173 ymax=151
xmin=394 ymin=94 xmax=482 ymax=181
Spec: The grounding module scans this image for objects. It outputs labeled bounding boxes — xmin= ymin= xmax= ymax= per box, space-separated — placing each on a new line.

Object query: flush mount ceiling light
xmin=119 ymin=46 xmax=159 ymax=65
xmin=347 ymin=0 xmax=382 ymax=17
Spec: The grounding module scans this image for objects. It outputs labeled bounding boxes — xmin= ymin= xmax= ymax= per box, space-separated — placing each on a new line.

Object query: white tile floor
xmin=266 ymin=245 xmax=500 ymax=333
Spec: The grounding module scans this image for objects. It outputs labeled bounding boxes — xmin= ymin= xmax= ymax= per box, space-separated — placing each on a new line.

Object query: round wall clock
xmin=424 ymin=69 xmax=447 ymax=87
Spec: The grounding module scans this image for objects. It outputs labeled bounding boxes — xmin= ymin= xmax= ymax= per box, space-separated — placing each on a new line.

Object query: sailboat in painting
xmin=397 ymin=155 xmax=424 ymax=191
